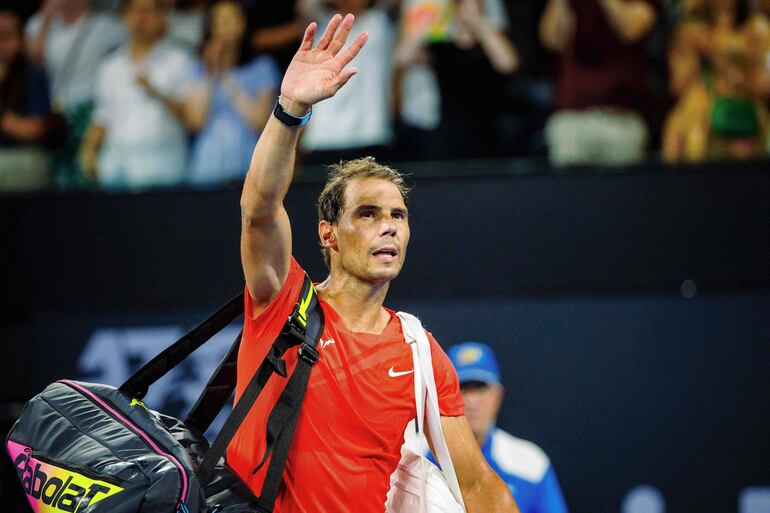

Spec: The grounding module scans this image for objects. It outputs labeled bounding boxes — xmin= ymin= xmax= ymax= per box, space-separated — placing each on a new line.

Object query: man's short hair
xmin=317 ymin=157 xmax=410 ymax=268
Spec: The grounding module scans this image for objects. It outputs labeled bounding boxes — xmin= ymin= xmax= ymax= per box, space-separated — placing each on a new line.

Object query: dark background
xmin=2 ymin=160 xmax=770 ymax=513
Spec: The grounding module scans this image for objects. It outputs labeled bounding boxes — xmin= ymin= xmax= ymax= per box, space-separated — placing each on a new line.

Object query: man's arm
xmin=240 ymin=13 xmax=367 ymax=313
xmin=456 ymin=0 xmax=519 ymax=74
xmin=78 ymin=123 xmax=105 ymax=180
xmin=540 ymin=0 xmax=575 ymax=53
xmin=0 ymin=112 xmax=48 ymax=142
xmin=427 ymin=415 xmax=520 ymax=513
xmin=597 ymin=0 xmax=656 ymax=43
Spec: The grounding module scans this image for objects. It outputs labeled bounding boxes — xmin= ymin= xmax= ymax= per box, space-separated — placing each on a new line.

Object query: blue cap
xmin=447 ymin=342 xmax=501 ymax=385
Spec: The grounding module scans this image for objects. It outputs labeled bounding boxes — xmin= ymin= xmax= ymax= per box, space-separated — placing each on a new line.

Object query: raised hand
xmin=280 ymin=13 xmax=368 ymax=113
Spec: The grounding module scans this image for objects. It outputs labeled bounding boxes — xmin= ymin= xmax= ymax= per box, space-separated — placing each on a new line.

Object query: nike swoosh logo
xmin=388 ymin=367 xmax=414 ymax=378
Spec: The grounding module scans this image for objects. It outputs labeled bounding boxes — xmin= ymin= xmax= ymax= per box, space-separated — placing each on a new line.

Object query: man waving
xmin=230 ymin=13 xmax=519 ymax=513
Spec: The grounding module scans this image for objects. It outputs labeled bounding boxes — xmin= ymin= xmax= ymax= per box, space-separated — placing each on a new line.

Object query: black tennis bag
xmin=5 ymin=276 xmax=323 ymax=513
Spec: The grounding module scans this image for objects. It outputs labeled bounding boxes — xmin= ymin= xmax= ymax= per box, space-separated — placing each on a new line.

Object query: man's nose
xmin=380 ymin=216 xmax=397 ymax=236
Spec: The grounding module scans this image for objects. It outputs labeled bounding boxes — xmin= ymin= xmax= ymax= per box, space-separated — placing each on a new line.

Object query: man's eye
xmin=361 ymin=211 xmax=375 ymax=218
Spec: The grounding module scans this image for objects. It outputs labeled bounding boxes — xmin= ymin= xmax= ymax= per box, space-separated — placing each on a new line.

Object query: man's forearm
xmin=0 ymin=113 xmax=47 ymax=142
xmin=79 ymin=123 xmax=105 ymax=179
xmin=598 ymin=0 xmax=656 ymax=43
xmin=240 ymin=97 xmax=306 ymax=220
xmin=464 ymin=468 xmax=520 ymax=513
xmin=540 ymin=0 xmax=574 ymax=52
xmin=471 ymin=19 xmax=519 ymax=74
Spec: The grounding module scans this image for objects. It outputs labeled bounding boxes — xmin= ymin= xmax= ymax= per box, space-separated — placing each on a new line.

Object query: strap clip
xmin=298 ymin=343 xmax=319 ymax=365
xmin=282 ymin=310 xmax=307 ymax=342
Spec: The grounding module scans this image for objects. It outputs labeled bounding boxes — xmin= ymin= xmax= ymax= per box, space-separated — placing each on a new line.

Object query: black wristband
xmin=273 ymin=98 xmax=312 ymax=127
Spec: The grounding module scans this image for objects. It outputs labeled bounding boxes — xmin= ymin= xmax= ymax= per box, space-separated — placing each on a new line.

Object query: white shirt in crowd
xmin=397 ymin=0 xmax=510 ymax=130
xmin=25 ymin=11 xmax=127 ymax=109
xmin=167 ymin=9 xmax=206 ymax=51
xmin=301 ymin=7 xmax=395 ymax=151
xmin=92 ymin=40 xmax=193 ymax=189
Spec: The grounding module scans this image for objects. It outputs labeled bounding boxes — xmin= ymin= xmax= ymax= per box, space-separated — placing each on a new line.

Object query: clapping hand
xmin=279 ymin=13 xmax=368 ymax=113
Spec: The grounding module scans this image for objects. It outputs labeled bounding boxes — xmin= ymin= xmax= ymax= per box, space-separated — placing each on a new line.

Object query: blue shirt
xmin=429 ymin=428 xmax=568 ymax=513
xmin=188 ymin=55 xmax=279 ymax=184
xmin=0 ymin=64 xmax=51 ymax=147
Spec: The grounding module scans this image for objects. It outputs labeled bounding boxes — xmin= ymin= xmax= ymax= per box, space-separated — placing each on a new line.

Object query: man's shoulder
xmin=489 ymin=428 xmax=551 ymax=483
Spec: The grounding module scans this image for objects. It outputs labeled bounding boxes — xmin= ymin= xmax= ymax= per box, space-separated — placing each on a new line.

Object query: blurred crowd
xmin=1 ymin=0 xmax=770 ymax=192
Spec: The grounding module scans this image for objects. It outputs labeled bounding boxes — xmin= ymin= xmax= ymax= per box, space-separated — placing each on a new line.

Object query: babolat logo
xmin=6 ymin=440 xmax=124 ymax=513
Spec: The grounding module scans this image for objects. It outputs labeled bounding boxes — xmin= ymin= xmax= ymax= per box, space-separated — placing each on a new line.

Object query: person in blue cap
xmin=444 ymin=341 xmax=569 ymax=513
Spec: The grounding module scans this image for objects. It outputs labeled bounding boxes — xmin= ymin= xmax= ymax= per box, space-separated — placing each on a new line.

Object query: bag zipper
xmin=59 ymin=380 xmax=190 ymax=512
xmin=29 ymin=449 xmax=128 ymax=487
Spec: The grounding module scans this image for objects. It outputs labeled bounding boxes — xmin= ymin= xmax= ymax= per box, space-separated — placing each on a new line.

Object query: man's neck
xmin=316 ymin=272 xmax=391 ymax=334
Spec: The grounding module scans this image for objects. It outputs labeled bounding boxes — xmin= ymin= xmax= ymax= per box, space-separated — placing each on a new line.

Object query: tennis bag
xmin=5 ymin=276 xmax=323 ymax=513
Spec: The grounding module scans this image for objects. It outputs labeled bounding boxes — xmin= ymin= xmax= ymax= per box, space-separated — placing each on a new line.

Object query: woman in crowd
xmin=664 ymin=0 xmax=770 ymax=162
xmin=0 ymin=8 xmax=53 ymax=191
xmin=185 ymin=0 xmax=279 ymax=185
xmin=25 ymin=0 xmax=125 ymax=187
xmin=394 ymin=0 xmax=519 ymax=160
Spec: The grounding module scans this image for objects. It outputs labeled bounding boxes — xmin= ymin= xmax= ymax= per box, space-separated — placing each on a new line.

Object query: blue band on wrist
xmin=273 ymin=98 xmax=312 ymax=127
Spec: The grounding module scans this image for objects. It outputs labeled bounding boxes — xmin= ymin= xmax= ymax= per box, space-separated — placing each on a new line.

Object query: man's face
xmin=326 ymin=178 xmax=410 ymax=285
xmin=461 ymin=381 xmax=503 ymax=443
xmin=124 ymin=0 xmax=168 ymax=43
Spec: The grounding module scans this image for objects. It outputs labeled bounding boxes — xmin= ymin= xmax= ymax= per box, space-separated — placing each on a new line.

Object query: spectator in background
xmin=185 ymin=0 xmax=279 ymax=185
xmin=167 ymin=0 xmax=208 ymax=50
xmin=299 ymin=0 xmax=397 ymax=164
xmin=663 ymin=0 xmax=770 ymax=162
xmin=391 ymin=0 xmax=443 ymax=160
xmin=395 ymin=0 xmax=519 ymax=159
xmin=444 ymin=342 xmax=569 ymax=513
xmin=25 ymin=0 xmax=126 ymax=186
xmin=0 ymin=8 xmax=53 ymax=192
xmin=79 ymin=0 xmax=193 ymax=189
xmin=540 ymin=0 xmax=658 ymax=166
xmin=249 ymin=0 xmax=304 ymax=73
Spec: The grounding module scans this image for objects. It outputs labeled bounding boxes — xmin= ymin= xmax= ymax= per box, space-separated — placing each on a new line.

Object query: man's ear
xmin=319 ymin=220 xmax=336 ymax=250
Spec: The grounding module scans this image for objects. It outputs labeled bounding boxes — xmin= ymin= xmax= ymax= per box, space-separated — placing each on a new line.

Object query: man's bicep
xmin=240 ymin=205 xmax=292 ymax=313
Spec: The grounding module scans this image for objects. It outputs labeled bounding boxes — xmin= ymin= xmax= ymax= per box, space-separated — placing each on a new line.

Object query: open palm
xmin=281 ymin=13 xmax=369 ymax=109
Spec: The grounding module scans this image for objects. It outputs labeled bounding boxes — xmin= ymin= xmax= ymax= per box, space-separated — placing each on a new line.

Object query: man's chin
xmin=367 ymin=265 xmax=402 ymax=284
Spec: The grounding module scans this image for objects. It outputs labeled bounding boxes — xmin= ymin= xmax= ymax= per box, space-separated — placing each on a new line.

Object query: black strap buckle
xmin=282 ymin=310 xmax=306 ymax=342
xmin=298 ymin=343 xmax=319 ymax=365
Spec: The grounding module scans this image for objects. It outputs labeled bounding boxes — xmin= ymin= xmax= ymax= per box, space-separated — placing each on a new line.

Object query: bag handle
xmin=398 ymin=312 xmax=465 ymax=508
xmin=120 ymin=292 xmax=245 ymax=399
xmin=184 ymin=330 xmax=242 ymax=434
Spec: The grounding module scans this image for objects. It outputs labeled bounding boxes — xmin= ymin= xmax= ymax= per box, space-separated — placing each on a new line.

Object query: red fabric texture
xmin=227 ymin=258 xmax=464 ymax=513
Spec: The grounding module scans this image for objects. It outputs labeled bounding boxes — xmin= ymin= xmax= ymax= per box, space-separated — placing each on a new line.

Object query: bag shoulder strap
xmin=397 ymin=312 xmax=465 ymax=507
xmin=195 ymin=275 xmax=323 ymax=497
xmin=406 ymin=325 xmax=428 ymax=513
